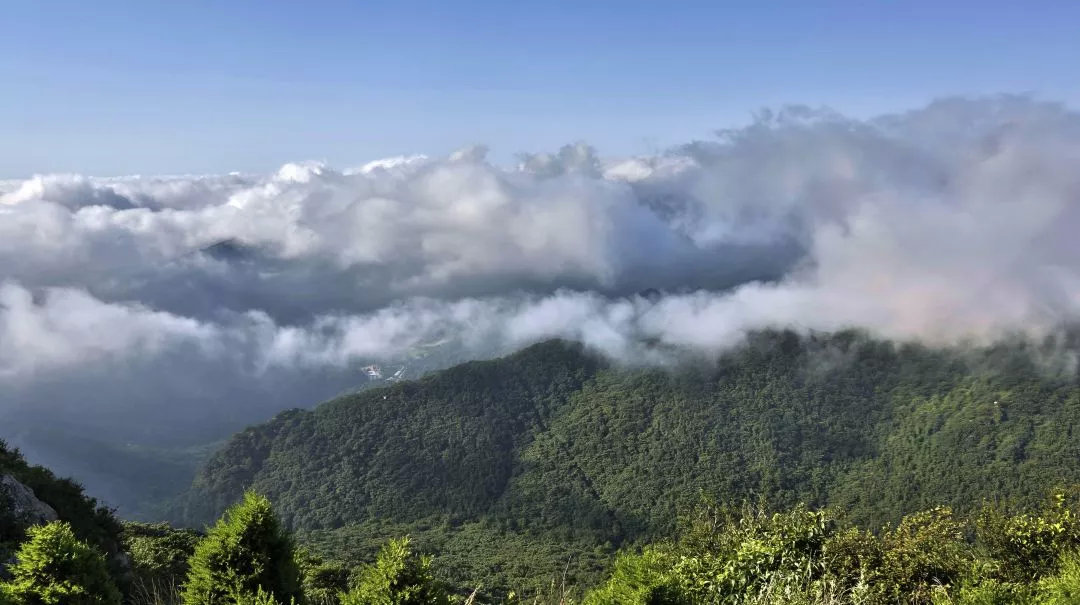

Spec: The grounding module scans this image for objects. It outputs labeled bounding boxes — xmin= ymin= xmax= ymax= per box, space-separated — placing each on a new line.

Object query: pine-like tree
xmin=181 ymin=491 xmax=302 ymax=605
xmin=0 ymin=521 xmax=121 ymax=605
xmin=340 ymin=537 xmax=450 ymax=605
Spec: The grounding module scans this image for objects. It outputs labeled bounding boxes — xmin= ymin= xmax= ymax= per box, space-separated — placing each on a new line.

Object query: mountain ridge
xmin=172 ymin=331 xmax=1080 ymax=593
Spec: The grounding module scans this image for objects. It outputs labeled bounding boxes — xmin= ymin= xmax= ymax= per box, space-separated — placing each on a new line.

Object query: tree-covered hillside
xmin=172 ymin=331 xmax=1080 ymax=594
xmin=170 ymin=332 xmax=1080 ymax=596
xmin=6 ymin=332 xmax=1080 ymax=603
xmin=176 ymin=340 xmax=603 ymax=529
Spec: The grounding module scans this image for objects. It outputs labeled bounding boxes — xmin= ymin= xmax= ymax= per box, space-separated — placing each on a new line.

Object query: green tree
xmin=582 ymin=547 xmax=683 ymax=605
xmin=976 ymin=492 xmax=1080 ymax=583
xmin=873 ymin=507 xmax=970 ymax=603
xmin=230 ymin=586 xmax=297 ymax=605
xmin=122 ymin=521 xmax=202 ymax=604
xmin=182 ymin=491 xmax=302 ymax=605
xmin=1038 ymin=549 xmax=1080 ymax=605
xmin=0 ymin=521 xmax=121 ymax=605
xmin=340 ymin=537 xmax=450 ymax=605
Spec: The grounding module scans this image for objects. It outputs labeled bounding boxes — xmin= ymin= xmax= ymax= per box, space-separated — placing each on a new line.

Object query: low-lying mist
xmin=3 ymin=95 xmax=1080 ymax=511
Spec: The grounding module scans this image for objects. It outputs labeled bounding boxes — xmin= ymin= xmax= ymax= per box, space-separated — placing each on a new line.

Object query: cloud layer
xmin=4 ymin=95 xmax=1080 ymax=451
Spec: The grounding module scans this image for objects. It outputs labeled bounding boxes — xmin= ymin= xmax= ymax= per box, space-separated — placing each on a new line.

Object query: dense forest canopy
xmin=168 ymin=331 xmax=1080 ymax=594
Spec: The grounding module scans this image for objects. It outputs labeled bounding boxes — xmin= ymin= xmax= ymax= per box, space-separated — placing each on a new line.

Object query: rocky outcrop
xmin=0 ymin=474 xmax=58 ymax=526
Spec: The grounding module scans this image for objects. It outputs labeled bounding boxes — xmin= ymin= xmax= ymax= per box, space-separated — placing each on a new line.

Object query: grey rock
xmin=0 ymin=474 xmax=58 ymax=526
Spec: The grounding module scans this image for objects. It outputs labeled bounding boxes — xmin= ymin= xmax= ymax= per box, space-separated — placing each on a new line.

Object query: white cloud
xmin=0 ymin=282 xmax=218 ymax=379
xmin=3 ymin=95 xmax=1080 ymax=449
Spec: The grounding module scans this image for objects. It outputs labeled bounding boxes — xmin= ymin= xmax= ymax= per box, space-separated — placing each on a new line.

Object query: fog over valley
xmin=4 ymin=95 xmax=1080 ymax=512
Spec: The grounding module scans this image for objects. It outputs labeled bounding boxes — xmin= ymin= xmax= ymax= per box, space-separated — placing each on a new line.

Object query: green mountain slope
xmin=174 ymin=331 xmax=1080 ymax=594
xmin=175 ymin=340 xmax=603 ymax=530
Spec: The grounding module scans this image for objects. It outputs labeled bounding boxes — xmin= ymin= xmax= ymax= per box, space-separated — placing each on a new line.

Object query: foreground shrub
xmin=1037 ymin=549 xmax=1080 ymax=605
xmin=584 ymin=503 xmax=986 ymax=604
xmin=230 ymin=586 xmax=298 ymax=605
xmin=582 ymin=547 xmax=682 ymax=605
xmin=943 ymin=578 xmax=1033 ymax=605
xmin=0 ymin=521 xmax=121 ymax=605
xmin=977 ymin=492 xmax=1080 ymax=583
xmin=584 ymin=505 xmax=834 ymax=604
xmin=182 ymin=491 xmax=302 ymax=605
xmin=874 ymin=507 xmax=970 ymax=603
xmin=340 ymin=537 xmax=451 ymax=605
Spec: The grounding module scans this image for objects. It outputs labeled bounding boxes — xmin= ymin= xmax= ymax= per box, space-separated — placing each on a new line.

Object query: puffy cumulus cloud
xmin=1 ymin=175 xmax=137 ymax=210
xmin=4 ymin=95 xmax=1080 ymax=466
xmin=0 ymin=131 xmax=779 ymax=324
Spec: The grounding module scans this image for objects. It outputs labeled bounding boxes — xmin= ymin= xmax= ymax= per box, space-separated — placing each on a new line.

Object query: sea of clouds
xmin=3 ymin=95 xmax=1080 ymax=450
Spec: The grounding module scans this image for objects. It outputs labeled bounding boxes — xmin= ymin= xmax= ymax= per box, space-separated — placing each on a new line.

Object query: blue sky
xmin=2 ymin=0 xmax=1078 ymax=177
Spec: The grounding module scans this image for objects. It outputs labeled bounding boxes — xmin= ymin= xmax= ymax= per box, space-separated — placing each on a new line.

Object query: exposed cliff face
xmin=1 ymin=474 xmax=58 ymax=526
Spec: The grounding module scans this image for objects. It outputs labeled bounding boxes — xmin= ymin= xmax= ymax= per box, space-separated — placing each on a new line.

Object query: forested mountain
xmin=11 ymin=432 xmax=1080 ymax=605
xmin=7 ymin=331 xmax=1080 ymax=603
xmin=172 ymin=331 xmax=1080 ymax=594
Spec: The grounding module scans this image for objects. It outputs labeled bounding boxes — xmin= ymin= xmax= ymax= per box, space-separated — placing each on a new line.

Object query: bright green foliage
xmin=585 ymin=505 xmax=838 ymax=604
xmin=583 ymin=498 xmax=1080 ymax=605
xmin=581 ymin=547 xmax=682 ymax=605
xmin=868 ymin=507 xmax=970 ymax=602
xmin=228 ymin=586 xmax=297 ymax=605
xmin=339 ymin=537 xmax=451 ymax=605
xmin=977 ymin=492 xmax=1080 ymax=582
xmin=944 ymin=579 xmax=1034 ymax=605
xmin=676 ymin=505 xmax=832 ymax=602
xmin=1036 ymin=549 xmax=1080 ymax=605
xmin=0 ymin=521 xmax=121 ymax=605
xmin=181 ymin=491 xmax=302 ymax=605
